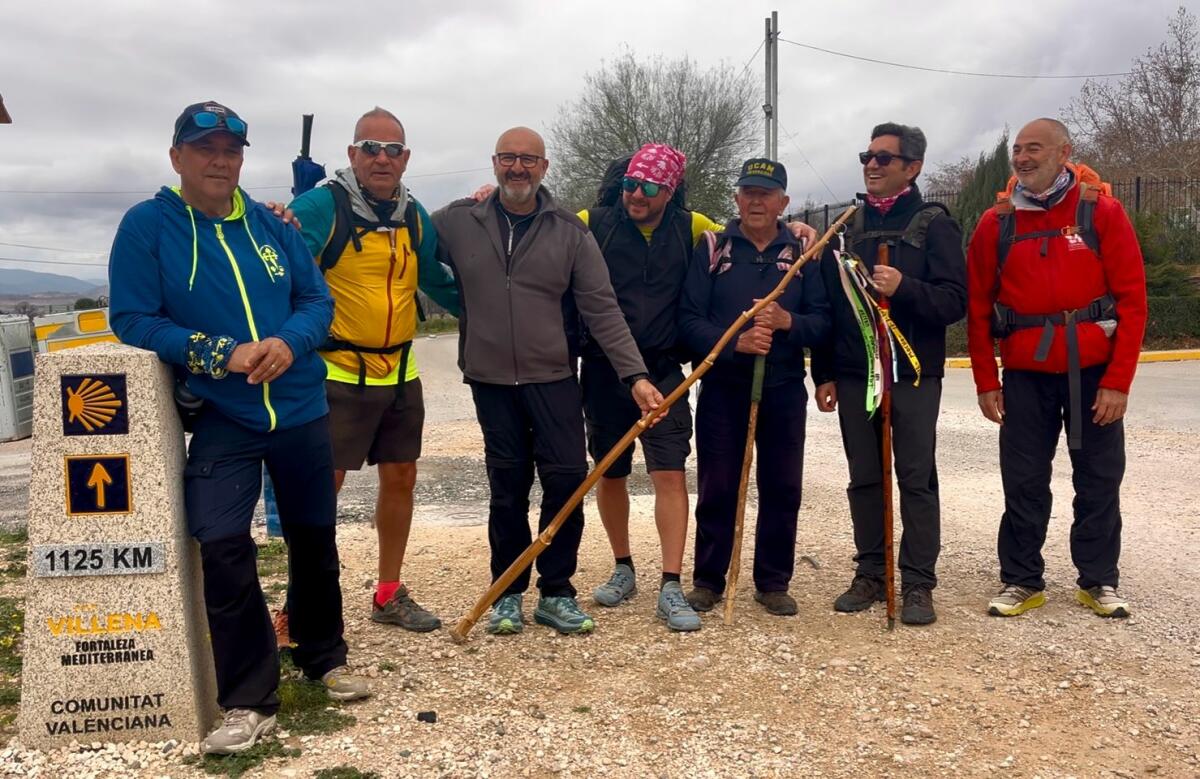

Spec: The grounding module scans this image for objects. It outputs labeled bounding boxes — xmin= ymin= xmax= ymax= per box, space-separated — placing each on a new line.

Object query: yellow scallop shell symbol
xmin=66 ymin=378 xmax=122 ymax=432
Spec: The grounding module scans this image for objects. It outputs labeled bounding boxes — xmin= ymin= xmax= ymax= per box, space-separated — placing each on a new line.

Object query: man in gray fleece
xmin=433 ymin=127 xmax=662 ymax=636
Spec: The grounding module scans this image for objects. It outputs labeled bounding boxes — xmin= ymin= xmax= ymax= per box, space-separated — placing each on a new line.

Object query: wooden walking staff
xmin=722 ymin=355 xmax=764 ymax=625
xmin=877 ymin=242 xmax=897 ymax=631
xmin=449 ymin=206 xmax=858 ymax=642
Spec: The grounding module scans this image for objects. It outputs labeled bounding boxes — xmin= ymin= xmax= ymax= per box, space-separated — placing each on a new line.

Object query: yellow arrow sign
xmin=86 ymin=463 xmax=113 ymax=509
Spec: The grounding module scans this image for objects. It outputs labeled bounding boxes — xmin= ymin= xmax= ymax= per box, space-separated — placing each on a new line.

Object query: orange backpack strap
xmin=994 ymin=191 xmax=1015 ymax=216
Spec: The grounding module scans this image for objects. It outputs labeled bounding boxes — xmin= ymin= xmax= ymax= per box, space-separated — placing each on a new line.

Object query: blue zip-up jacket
xmin=109 ymin=186 xmax=334 ymax=433
xmin=678 ymin=220 xmax=831 ymax=388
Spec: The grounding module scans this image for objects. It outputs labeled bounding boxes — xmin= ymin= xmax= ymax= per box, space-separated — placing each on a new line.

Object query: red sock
xmin=375 ymin=580 xmax=401 ymax=608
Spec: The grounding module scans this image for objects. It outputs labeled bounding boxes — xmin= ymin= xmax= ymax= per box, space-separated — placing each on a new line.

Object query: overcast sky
xmin=0 ymin=0 xmax=1191 ymax=283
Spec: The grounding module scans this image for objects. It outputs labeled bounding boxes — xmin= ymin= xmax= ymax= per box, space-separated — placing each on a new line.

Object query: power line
xmin=0 ymin=165 xmax=496 ymax=195
xmin=738 ymin=39 xmax=765 ymax=78
xmin=0 ymin=241 xmax=106 ymax=255
xmin=0 ymin=255 xmax=107 ymax=269
xmin=778 ymin=38 xmax=1132 ymax=80
xmin=778 ymin=123 xmax=838 ymax=201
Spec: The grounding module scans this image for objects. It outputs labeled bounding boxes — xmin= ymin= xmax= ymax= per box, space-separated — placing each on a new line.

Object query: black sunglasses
xmin=621 ymin=177 xmax=662 ymax=198
xmin=859 ymin=150 xmax=913 ymax=167
xmin=493 ymin=152 xmax=544 ymax=169
xmin=354 ymin=140 xmax=407 ymax=158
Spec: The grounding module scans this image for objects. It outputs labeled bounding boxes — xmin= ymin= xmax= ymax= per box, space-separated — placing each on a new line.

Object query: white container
xmin=0 ymin=314 xmax=35 ymax=441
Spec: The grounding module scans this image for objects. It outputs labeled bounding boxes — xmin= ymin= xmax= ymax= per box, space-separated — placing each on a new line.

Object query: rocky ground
xmin=0 ymin=338 xmax=1197 ymax=778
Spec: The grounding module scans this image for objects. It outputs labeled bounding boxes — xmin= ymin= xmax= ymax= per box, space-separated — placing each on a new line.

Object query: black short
xmin=580 ymin=357 xmax=692 ymax=478
xmin=326 ymin=378 xmax=424 ymax=469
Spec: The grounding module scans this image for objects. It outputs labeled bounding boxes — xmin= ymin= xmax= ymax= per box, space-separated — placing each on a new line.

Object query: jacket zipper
xmin=214 ymin=223 xmax=278 ymax=431
xmin=380 ymin=230 xmax=399 ymax=375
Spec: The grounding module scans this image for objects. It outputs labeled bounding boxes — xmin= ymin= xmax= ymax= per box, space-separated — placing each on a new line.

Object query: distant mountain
xmin=0 ymin=268 xmax=100 ymax=295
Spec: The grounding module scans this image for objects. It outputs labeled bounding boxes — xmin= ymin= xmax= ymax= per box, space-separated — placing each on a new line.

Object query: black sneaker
xmin=754 ymin=590 xmax=798 ymax=616
xmin=370 ymin=585 xmax=442 ymax=632
xmin=833 ymin=575 xmax=885 ymax=613
xmin=685 ymin=585 xmax=722 ymax=612
xmin=901 ymin=584 xmax=936 ymax=625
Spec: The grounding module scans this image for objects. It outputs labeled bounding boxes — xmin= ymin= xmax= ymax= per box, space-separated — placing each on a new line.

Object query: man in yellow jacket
xmin=289 ymin=107 xmax=459 ymax=631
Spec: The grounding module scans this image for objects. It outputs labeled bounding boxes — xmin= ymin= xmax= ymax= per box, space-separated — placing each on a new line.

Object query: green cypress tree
xmin=955 ymin=133 xmax=1011 ymax=246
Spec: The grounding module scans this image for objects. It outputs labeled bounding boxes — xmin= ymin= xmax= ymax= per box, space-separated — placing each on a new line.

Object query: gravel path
xmin=1 ymin=339 xmax=1197 ymax=778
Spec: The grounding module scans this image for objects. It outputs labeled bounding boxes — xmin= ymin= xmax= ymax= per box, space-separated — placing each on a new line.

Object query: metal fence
xmin=789 ymin=177 xmax=1200 ymax=230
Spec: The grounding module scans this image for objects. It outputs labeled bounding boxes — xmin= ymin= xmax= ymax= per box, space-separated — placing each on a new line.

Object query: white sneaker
xmin=201 ymin=708 xmax=276 ymax=755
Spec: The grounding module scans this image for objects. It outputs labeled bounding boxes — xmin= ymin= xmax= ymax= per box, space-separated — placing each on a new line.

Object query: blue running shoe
xmin=656 ymin=581 xmax=701 ymax=631
xmin=534 ymin=596 xmax=595 ymax=634
xmin=487 ymin=593 xmax=524 ymax=635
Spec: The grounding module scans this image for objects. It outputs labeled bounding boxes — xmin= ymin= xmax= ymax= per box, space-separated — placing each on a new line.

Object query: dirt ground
xmin=0 ymin=336 xmax=1198 ymax=778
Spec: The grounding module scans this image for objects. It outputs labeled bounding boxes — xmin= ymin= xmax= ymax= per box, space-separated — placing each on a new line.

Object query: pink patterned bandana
xmin=865 ymin=185 xmax=912 ymax=215
xmin=625 ymin=143 xmax=686 ymax=192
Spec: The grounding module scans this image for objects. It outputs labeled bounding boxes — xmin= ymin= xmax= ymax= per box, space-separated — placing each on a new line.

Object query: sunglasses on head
xmin=621 ymin=177 xmax=662 ymax=198
xmin=354 ymin=140 xmax=407 ymax=158
xmin=188 ymin=110 xmax=247 ymax=138
xmin=859 ymin=150 xmax=912 ymax=167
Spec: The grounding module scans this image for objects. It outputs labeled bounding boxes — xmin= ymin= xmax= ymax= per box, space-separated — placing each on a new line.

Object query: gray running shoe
xmin=1076 ymin=585 xmax=1130 ymax=618
xmin=656 ymin=581 xmax=701 ymax=631
xmin=987 ymin=584 xmax=1046 ymax=617
xmin=321 ymin=665 xmax=371 ymax=701
xmin=371 ymin=584 xmax=442 ymax=632
xmin=487 ymin=593 xmax=525 ymax=635
xmin=201 ymin=709 xmax=276 ymax=755
xmin=534 ymin=596 xmax=595 ymax=634
xmin=592 ymin=563 xmax=637 ymax=606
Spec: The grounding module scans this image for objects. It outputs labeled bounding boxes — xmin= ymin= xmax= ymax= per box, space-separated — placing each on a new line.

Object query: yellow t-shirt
xmin=578 ymin=209 xmax=723 ymax=247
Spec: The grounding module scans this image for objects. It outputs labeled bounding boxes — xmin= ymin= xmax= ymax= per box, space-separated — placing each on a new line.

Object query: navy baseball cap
xmin=736 ymin=158 xmax=787 ymax=190
xmin=172 ymin=101 xmax=249 ymax=147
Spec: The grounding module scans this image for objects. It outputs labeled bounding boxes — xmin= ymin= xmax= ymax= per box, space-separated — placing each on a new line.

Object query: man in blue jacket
xmin=678 ymin=158 xmax=831 ymax=617
xmin=109 ymin=101 xmax=369 ymax=756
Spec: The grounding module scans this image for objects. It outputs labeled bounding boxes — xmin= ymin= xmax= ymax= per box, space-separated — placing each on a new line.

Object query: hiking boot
xmin=272 ymin=608 xmax=293 ymax=649
xmin=487 ymin=593 xmax=525 ymax=635
xmin=987 ymin=584 xmax=1046 ymax=617
xmin=371 ymin=584 xmax=442 ymax=632
xmin=833 ymin=575 xmax=885 ymax=613
xmin=656 ymin=581 xmax=701 ymax=632
xmin=685 ymin=585 xmax=722 ymax=612
xmin=754 ymin=590 xmax=798 ymax=616
xmin=201 ymin=708 xmax=276 ymax=755
xmin=901 ymin=585 xmax=937 ymax=625
xmin=1076 ymin=585 xmax=1130 ymax=618
xmin=592 ymin=563 xmax=637 ymax=607
xmin=534 ymin=596 xmax=595 ymax=634
xmin=321 ymin=665 xmax=371 ymax=702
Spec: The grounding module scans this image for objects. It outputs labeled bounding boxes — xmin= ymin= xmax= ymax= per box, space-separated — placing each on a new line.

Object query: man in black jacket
xmin=811 ymin=122 xmax=967 ymax=625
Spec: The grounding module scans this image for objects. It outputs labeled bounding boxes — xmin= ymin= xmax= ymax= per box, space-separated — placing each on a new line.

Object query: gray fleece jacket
xmin=432 ymin=188 xmax=646 ymax=385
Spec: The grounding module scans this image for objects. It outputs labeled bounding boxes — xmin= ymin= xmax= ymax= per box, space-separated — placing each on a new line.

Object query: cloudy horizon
xmin=0 ymin=0 xmax=1190 ymax=282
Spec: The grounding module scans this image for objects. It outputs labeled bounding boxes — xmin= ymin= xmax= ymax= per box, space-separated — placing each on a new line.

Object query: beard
xmin=498 ymin=172 xmax=537 ymax=206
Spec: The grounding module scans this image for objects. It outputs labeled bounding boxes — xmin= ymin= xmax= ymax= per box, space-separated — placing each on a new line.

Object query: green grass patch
xmin=416 ymin=315 xmax=458 ymax=336
xmin=277 ymin=655 xmax=355 ymax=736
xmin=315 ymin=768 xmax=381 ymax=779
xmin=184 ymin=742 xmax=301 ymax=778
xmin=377 ymin=661 xmax=396 ymax=672
xmin=256 ymin=539 xmax=289 ymax=579
xmin=0 ymin=597 xmax=23 ymax=676
xmin=572 ymin=705 xmax=591 ymax=713
xmin=0 ymin=529 xmax=28 ymax=579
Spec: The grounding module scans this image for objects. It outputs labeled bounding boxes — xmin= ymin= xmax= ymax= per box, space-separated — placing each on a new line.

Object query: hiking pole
xmin=723 ymin=355 xmax=764 ymax=625
xmin=877 ymin=242 xmax=896 ymax=631
xmin=449 ymin=206 xmax=858 ymax=643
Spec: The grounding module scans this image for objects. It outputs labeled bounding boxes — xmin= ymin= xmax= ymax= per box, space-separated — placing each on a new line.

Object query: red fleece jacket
xmin=966 ymin=165 xmax=1147 ymax=394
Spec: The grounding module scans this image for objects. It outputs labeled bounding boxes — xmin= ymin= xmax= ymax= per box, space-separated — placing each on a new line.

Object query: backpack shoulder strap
xmin=703 ymin=230 xmax=733 ymax=275
xmin=404 ymin=198 xmax=422 ymax=247
xmin=994 ymin=192 xmax=1016 ymax=274
xmin=319 ymin=181 xmax=359 ymax=272
xmin=1075 ymin=184 xmax=1101 ymax=255
xmin=900 ymin=203 xmax=951 ymax=249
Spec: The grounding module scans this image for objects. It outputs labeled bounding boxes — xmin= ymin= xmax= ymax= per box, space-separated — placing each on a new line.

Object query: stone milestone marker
xmin=18 ymin=342 xmax=217 ymax=748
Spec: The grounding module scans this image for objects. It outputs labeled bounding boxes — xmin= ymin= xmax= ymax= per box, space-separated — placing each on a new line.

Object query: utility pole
xmin=763 ymin=12 xmax=778 ymax=159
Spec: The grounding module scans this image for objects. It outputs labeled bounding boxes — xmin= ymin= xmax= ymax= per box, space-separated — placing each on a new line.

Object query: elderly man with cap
xmin=678 ymin=158 xmax=831 ymax=617
xmin=109 ymin=101 xmax=369 ymax=756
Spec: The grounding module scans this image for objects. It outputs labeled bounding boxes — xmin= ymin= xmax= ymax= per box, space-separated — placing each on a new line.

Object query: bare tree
xmin=1064 ymin=6 xmax=1200 ymax=178
xmin=923 ymin=155 xmax=976 ymax=196
xmin=548 ymin=50 xmax=760 ymax=219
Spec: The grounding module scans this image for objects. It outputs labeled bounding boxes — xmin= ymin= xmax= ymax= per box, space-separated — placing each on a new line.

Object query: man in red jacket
xmin=966 ymin=118 xmax=1146 ymax=620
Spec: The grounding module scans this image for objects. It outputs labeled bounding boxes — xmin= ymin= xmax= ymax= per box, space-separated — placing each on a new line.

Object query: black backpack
xmin=318 ymin=181 xmax=422 ymax=273
xmin=848 ymin=201 xmax=951 ymax=252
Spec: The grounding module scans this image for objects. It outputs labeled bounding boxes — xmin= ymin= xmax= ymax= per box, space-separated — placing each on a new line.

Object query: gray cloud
xmin=0 ymin=0 xmax=1190 ymax=278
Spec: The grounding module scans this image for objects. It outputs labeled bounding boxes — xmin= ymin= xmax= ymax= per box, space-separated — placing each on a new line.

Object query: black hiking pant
xmin=693 ymin=377 xmax=808 ymax=594
xmin=469 ymin=378 xmax=588 ymax=599
xmin=186 ymin=411 xmax=347 ymax=714
xmin=998 ymin=366 xmax=1124 ymax=590
xmin=836 ymin=377 xmax=943 ymax=589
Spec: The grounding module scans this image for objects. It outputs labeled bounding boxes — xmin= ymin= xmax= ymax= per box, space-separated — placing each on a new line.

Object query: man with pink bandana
xmin=578 ymin=143 xmax=813 ymax=631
